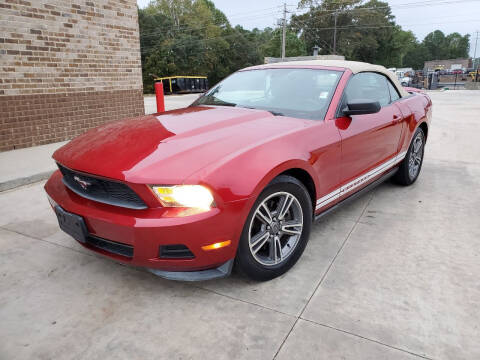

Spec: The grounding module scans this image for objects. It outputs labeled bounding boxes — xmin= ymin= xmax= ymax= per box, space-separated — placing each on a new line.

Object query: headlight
xmin=150 ymin=185 xmax=214 ymax=210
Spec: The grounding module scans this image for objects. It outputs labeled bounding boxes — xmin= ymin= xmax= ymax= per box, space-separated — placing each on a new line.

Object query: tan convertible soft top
xmin=251 ymin=60 xmax=409 ymax=98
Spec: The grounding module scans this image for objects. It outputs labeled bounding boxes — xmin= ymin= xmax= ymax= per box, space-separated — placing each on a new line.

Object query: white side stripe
xmin=316 ymin=150 xmax=408 ymax=210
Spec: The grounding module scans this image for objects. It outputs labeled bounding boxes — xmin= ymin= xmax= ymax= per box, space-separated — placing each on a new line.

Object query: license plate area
xmin=54 ymin=205 xmax=88 ymax=243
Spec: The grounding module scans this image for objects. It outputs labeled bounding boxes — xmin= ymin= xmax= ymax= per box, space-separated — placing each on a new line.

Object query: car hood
xmin=53 ymin=106 xmax=308 ymax=184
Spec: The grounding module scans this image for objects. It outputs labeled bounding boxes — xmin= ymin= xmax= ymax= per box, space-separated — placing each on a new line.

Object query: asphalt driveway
xmin=1 ymin=90 xmax=479 ymax=360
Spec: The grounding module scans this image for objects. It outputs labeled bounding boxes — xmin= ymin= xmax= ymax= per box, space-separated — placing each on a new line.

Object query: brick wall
xmin=0 ymin=0 xmax=145 ymax=151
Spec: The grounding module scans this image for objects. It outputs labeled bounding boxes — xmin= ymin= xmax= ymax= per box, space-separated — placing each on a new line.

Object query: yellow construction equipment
xmin=154 ymin=76 xmax=208 ymax=94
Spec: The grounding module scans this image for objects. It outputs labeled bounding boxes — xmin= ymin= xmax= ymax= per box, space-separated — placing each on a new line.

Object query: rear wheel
xmin=236 ymin=175 xmax=312 ymax=281
xmin=393 ymin=127 xmax=425 ymax=185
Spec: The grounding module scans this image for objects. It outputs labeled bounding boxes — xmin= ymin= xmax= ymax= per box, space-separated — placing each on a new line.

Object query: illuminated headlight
xmin=150 ymin=185 xmax=215 ymax=210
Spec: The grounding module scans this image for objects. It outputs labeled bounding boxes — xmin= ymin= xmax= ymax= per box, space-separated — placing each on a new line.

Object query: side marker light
xmin=201 ymin=240 xmax=231 ymax=251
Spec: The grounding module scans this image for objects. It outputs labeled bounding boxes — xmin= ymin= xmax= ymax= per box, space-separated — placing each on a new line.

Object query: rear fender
xmin=401 ymin=93 xmax=432 ymax=150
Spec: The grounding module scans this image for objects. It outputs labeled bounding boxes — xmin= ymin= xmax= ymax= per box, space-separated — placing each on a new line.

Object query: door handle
xmin=393 ymin=114 xmax=401 ymax=123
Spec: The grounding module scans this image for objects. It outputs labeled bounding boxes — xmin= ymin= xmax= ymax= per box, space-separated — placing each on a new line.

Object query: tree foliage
xmin=139 ymin=0 xmax=282 ymax=92
xmin=139 ymin=0 xmax=471 ymax=92
xmin=291 ymin=0 xmax=469 ymax=68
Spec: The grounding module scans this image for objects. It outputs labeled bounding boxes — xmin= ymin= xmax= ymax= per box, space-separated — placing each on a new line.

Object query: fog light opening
xmin=201 ymin=240 xmax=231 ymax=251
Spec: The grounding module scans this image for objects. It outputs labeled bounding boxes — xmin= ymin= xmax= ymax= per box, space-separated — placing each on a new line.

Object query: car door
xmin=336 ymin=72 xmax=404 ymax=200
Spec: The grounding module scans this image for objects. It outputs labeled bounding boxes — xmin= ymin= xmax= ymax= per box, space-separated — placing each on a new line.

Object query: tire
xmin=393 ymin=127 xmax=425 ymax=186
xmin=235 ymin=175 xmax=312 ymax=281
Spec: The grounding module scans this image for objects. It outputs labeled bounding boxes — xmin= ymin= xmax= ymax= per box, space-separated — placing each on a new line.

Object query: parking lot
xmin=1 ymin=90 xmax=479 ymax=360
xmin=143 ymin=93 xmax=200 ymax=114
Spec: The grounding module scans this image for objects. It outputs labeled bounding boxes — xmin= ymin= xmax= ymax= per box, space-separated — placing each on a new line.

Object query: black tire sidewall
xmin=236 ymin=175 xmax=312 ymax=281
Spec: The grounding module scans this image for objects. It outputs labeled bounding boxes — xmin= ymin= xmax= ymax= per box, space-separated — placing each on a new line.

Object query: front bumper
xmin=148 ymin=259 xmax=234 ymax=281
xmin=45 ymin=170 xmax=249 ymax=279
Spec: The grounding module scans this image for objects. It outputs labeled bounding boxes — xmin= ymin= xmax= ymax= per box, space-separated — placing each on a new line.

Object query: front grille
xmin=58 ymin=164 xmax=147 ymax=210
xmin=86 ymin=235 xmax=134 ymax=258
xmin=159 ymin=244 xmax=195 ymax=259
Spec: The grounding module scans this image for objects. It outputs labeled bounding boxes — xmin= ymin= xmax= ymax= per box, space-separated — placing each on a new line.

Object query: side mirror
xmin=343 ymin=100 xmax=381 ymax=116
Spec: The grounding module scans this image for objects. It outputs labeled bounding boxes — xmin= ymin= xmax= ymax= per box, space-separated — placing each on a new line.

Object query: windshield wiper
xmin=237 ymin=105 xmax=284 ymax=117
xmin=268 ymin=110 xmax=285 ymax=116
xmin=203 ymin=98 xmax=237 ymax=107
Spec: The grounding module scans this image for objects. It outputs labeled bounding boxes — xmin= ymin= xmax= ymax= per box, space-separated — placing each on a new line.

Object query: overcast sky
xmin=137 ymin=0 xmax=480 ymax=57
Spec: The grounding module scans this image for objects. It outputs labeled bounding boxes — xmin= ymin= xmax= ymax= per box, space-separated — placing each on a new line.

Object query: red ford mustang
xmin=45 ymin=60 xmax=432 ymax=281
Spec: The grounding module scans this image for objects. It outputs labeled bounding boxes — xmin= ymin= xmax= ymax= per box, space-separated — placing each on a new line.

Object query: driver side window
xmin=343 ymin=72 xmax=391 ymax=109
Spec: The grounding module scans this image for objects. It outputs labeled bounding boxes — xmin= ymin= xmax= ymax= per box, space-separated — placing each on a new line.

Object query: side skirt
xmin=314 ymin=167 xmax=398 ymax=222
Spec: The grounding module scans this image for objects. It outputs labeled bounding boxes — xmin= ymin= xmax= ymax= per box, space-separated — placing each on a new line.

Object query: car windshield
xmin=192 ymin=68 xmax=342 ymax=120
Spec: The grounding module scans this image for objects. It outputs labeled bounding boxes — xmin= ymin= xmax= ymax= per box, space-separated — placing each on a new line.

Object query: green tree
xmin=409 ymin=30 xmax=470 ymax=68
xmin=261 ymin=29 xmax=307 ymax=58
xmin=138 ymin=0 xmax=471 ymax=93
xmin=139 ymin=0 xmax=283 ymax=91
xmin=403 ymin=43 xmax=431 ymax=69
xmin=291 ymin=1 xmax=470 ymax=69
xmin=445 ymin=32 xmax=470 ymax=59
xmin=383 ymin=28 xmax=417 ymax=67
xmin=423 ymin=30 xmax=448 ymax=59
xmin=291 ymin=0 xmax=402 ymax=65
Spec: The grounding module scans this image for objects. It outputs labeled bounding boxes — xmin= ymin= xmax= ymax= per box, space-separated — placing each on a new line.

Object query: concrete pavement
xmin=0 ymin=94 xmax=196 ymax=192
xmin=143 ymin=93 xmax=199 ymax=114
xmin=0 ymin=141 xmax=67 ymax=191
xmin=1 ymin=90 xmax=480 ymax=359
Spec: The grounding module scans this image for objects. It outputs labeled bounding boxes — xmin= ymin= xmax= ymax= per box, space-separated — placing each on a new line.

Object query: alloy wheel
xmin=408 ymin=132 xmax=424 ymax=180
xmin=248 ymin=191 xmax=303 ymax=266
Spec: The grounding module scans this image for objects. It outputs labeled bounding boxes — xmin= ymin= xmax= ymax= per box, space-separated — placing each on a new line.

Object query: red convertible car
xmin=45 ymin=60 xmax=432 ymax=281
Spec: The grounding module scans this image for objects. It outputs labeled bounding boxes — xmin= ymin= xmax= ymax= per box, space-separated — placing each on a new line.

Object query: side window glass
xmin=388 ymin=81 xmax=400 ymax=102
xmin=344 ymin=72 xmax=391 ymax=108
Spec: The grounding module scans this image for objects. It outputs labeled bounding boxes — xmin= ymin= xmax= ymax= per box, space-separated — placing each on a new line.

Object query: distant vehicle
xmin=45 ymin=60 xmax=432 ymax=281
xmin=395 ymin=68 xmax=413 ymax=81
xmin=401 ymin=76 xmax=411 ymax=86
xmin=452 ymin=69 xmax=463 ymax=75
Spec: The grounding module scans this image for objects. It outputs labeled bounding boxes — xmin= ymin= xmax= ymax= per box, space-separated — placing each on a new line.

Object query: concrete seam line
xmin=1 ymin=227 xmax=299 ymax=333
xmin=0 ymin=227 xmax=162 ymax=278
xmin=299 ymin=318 xmax=436 ymax=360
xmin=272 ymin=313 xmax=301 ymax=359
xmin=272 ymin=192 xmax=375 ymax=360
xmin=1 ymin=227 xmax=295 ymax=320
xmin=0 ymin=170 xmax=54 ymax=192
xmin=0 ymin=227 xmax=100 ymax=259
xmin=193 ymin=285 xmax=297 ymax=319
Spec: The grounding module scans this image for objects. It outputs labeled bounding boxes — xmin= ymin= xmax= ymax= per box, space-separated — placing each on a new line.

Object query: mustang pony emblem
xmin=73 ymin=176 xmax=91 ymax=190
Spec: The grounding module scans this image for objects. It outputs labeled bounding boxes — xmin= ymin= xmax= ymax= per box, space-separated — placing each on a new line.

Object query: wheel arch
xmin=278 ymin=168 xmax=317 ymax=215
xmin=243 ymin=160 xmax=319 ymax=220
xmin=418 ymin=122 xmax=428 ymax=141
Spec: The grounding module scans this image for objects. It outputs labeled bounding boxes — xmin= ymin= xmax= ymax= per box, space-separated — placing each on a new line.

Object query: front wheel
xmin=393 ymin=127 xmax=425 ymax=185
xmin=236 ymin=175 xmax=312 ymax=281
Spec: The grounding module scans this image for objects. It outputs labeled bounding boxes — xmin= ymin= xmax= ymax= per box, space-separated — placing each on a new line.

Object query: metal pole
xmin=281 ymin=3 xmax=287 ymax=59
xmin=333 ymin=11 xmax=338 ymax=55
xmin=154 ymin=81 xmax=165 ymax=113
xmin=473 ymin=31 xmax=479 ymax=70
